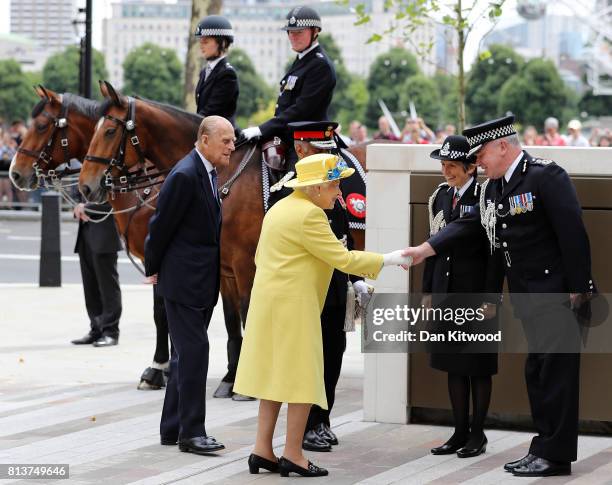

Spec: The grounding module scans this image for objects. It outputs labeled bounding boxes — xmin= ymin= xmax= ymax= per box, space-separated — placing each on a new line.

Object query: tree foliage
xmin=579 ymin=89 xmax=612 ymax=118
xmin=227 ymin=48 xmax=274 ymax=127
xmin=0 ymin=60 xmax=39 ymax=122
xmin=365 ymin=47 xmax=420 ymax=128
xmin=399 ymin=74 xmax=440 ymax=127
xmin=466 ymin=44 xmax=524 ymax=124
xmin=123 ymin=43 xmax=183 ymax=106
xmin=42 ymin=46 xmax=108 ymax=99
xmin=498 ymin=58 xmax=571 ymax=128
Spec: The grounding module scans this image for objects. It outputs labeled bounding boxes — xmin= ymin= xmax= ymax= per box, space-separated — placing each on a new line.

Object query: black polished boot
xmin=511 ymin=457 xmax=571 ymax=477
xmin=316 ymin=423 xmax=338 ymax=446
xmin=71 ymin=331 xmax=100 ymax=345
xmin=504 ymin=453 xmax=536 ymax=472
xmin=302 ymin=429 xmax=331 ymax=452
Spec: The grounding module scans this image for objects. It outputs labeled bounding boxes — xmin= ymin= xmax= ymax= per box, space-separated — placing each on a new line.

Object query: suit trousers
xmin=160 ymin=298 xmax=213 ymax=440
xmin=77 ymin=227 xmax=121 ymax=338
xmin=306 ymin=305 xmax=347 ymax=430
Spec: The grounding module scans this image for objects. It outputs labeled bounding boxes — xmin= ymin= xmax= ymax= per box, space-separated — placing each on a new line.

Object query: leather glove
xmin=353 ymin=280 xmax=374 ymax=309
xmin=242 ymin=126 xmax=262 ymax=140
xmin=383 ymin=250 xmax=413 ymax=266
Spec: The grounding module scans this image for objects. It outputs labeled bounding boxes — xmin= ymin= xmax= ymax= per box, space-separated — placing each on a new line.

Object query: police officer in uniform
xmin=285 ymin=121 xmax=370 ymax=453
xmin=424 ymin=136 xmax=497 ymax=459
xmin=194 ymin=15 xmax=239 ymax=126
xmin=241 ymin=5 xmax=336 ymax=175
xmin=71 ymin=202 xmax=123 ymax=347
xmin=406 ymin=116 xmax=593 ymax=477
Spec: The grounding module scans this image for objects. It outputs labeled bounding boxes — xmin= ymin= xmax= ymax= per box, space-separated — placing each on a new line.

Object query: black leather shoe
xmin=213 ymin=381 xmax=233 ymax=398
xmin=302 ymin=430 xmax=331 ymax=452
xmin=279 ymin=457 xmax=328 ymax=477
xmin=93 ymin=335 xmax=118 ymax=347
xmin=511 ymin=457 xmax=571 ymax=477
xmin=71 ymin=332 xmax=100 ymax=345
xmin=160 ymin=436 xmax=177 ymax=446
xmin=232 ymin=392 xmax=256 ymax=401
xmin=316 ymin=423 xmax=338 ymax=446
xmin=178 ymin=436 xmax=225 ymax=455
xmin=248 ymin=453 xmax=279 ymax=474
xmin=456 ymin=433 xmax=487 ymax=458
xmin=504 ymin=453 xmax=536 ymax=472
xmin=431 ymin=434 xmax=468 ymax=455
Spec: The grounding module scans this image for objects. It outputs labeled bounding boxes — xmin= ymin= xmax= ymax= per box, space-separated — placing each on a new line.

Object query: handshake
xmin=383 ymin=243 xmax=435 ymax=268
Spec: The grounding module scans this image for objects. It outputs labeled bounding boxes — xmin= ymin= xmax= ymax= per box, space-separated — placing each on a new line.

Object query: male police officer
xmin=241 ymin=6 xmax=336 ymax=174
xmin=287 ymin=121 xmax=370 ymax=452
xmin=193 ymin=15 xmax=239 ymax=126
xmin=405 ymin=115 xmax=593 ymax=477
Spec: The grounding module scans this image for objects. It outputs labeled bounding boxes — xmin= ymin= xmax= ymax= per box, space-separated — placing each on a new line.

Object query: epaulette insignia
xmin=531 ymin=158 xmax=554 ymax=166
xmin=316 ymin=52 xmax=324 ymax=58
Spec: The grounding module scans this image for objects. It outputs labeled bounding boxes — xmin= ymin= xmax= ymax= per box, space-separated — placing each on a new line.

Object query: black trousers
xmin=306 ymin=305 xmax=347 ymax=431
xmin=77 ymin=234 xmax=121 ymax=338
xmin=160 ymin=298 xmax=213 ymax=440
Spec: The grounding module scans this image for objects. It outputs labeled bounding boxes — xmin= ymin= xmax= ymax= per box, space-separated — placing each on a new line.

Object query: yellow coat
xmin=233 ymin=190 xmax=383 ymax=409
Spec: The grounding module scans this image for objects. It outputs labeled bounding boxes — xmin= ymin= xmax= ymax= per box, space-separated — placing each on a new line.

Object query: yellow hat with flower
xmin=284 ymin=153 xmax=355 ymax=188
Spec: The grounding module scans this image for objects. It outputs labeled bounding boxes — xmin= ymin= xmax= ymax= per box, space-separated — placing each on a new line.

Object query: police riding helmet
xmin=195 ymin=15 xmax=234 ymax=54
xmin=282 ymin=6 xmax=322 ymax=32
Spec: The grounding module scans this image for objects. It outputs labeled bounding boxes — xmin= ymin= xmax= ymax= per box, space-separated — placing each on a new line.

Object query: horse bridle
xmin=16 ymin=101 xmax=76 ymax=182
xmin=83 ymin=97 xmax=168 ymax=194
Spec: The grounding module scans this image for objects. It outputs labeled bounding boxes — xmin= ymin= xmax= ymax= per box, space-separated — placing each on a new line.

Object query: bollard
xmin=39 ymin=191 xmax=62 ymax=287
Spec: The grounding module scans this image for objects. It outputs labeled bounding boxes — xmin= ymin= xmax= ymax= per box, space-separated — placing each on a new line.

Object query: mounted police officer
xmin=406 ymin=115 xmax=594 ymax=477
xmin=194 ymin=15 xmax=239 ymax=126
xmin=285 ymin=121 xmax=371 ymax=453
xmin=241 ymin=5 xmax=336 ymax=176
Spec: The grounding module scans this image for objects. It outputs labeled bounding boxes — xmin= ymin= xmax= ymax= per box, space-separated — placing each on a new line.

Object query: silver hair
xmin=544 ymin=117 xmax=559 ymax=129
xmin=503 ymin=133 xmax=521 ymax=146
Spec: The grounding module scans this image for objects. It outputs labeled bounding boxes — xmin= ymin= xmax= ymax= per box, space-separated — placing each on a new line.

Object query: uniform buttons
xmin=281 ymin=80 xmax=286 ymax=85
xmin=502 ymin=242 xmax=507 ymax=248
xmin=502 ymin=223 xmax=507 ymax=229
xmin=498 ymin=203 xmax=503 ymax=209
xmin=275 ymin=104 xmax=279 ymax=108
xmin=446 ymin=256 xmax=450 ymax=261
xmin=446 ymin=272 xmax=449 ymax=276
xmin=589 ymin=279 xmax=593 ymax=284
xmin=544 ymin=269 xmax=549 ymax=274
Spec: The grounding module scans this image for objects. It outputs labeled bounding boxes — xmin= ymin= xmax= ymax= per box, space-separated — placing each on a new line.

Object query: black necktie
xmin=452 ymin=191 xmax=459 ymax=210
xmin=210 ymin=168 xmax=219 ymax=203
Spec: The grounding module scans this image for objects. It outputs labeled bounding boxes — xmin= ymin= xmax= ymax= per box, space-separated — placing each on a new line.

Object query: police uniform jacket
xmin=233 ymin=189 xmax=382 ymax=409
xmin=423 ymin=179 xmax=497 ymax=376
xmin=195 ymin=57 xmax=239 ymax=126
xmin=428 ymin=152 xmax=593 ymax=299
xmin=74 ymin=202 xmax=122 ymax=254
xmin=259 ymin=45 xmax=336 ymax=145
xmin=324 ymin=201 xmax=363 ymax=310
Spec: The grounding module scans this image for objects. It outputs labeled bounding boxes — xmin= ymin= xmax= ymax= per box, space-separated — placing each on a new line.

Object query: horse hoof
xmin=213 ymin=381 xmax=233 ymax=398
xmin=232 ymin=393 xmax=256 ymax=401
xmin=137 ymin=367 xmax=165 ymax=390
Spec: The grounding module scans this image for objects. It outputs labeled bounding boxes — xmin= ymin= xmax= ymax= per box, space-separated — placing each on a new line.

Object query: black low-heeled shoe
xmin=279 ymin=457 xmax=328 ymax=477
xmin=431 ymin=434 xmax=468 ymax=455
xmin=248 ymin=453 xmax=279 ymax=474
xmin=456 ymin=433 xmax=487 ymax=458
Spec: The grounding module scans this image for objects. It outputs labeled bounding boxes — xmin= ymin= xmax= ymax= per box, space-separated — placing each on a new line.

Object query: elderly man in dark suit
xmin=145 ymin=115 xmax=235 ymax=455
xmin=71 ymin=202 xmax=122 ymax=347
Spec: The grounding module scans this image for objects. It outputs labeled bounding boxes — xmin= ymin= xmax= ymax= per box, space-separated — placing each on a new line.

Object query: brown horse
xmin=10 ymin=86 xmax=171 ymax=389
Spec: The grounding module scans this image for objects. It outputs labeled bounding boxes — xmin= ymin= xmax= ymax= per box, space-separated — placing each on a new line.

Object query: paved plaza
xmin=2 ymin=217 xmax=612 ymax=484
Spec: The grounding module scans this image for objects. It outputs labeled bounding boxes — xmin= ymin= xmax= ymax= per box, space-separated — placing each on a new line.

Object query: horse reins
xmin=83 ymin=97 xmax=169 ymax=194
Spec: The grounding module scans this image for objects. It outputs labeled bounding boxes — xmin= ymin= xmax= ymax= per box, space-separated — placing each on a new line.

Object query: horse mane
xmin=62 ymin=93 xmax=112 ymax=120
xmin=135 ymin=96 xmax=203 ymax=128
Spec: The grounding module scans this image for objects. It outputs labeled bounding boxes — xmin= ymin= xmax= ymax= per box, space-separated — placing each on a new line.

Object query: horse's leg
xmin=212 ymin=275 xmax=243 ymax=398
xmin=137 ymin=285 xmax=169 ymax=390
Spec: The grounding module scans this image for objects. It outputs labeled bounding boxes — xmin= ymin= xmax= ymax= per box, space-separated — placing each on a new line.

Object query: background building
xmin=0 ymin=33 xmax=47 ymax=72
xmin=10 ymin=0 xmax=78 ymax=53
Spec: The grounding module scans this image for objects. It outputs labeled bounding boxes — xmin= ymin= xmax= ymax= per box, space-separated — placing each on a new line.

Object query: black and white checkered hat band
xmin=294 ymin=18 xmax=321 ymax=28
xmin=445 ymin=150 xmax=467 ymax=159
xmin=466 ymin=124 xmax=516 ymax=147
xmin=195 ymin=28 xmax=234 ymax=37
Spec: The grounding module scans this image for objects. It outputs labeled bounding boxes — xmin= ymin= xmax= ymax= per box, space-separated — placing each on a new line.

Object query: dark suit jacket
xmin=74 ymin=202 xmax=122 ymax=254
xmin=144 ymin=149 xmax=221 ymax=308
xmin=259 ymin=45 xmax=336 ymax=145
xmin=422 ymin=179 xmax=488 ymax=295
xmin=195 ymin=57 xmax=239 ymax=126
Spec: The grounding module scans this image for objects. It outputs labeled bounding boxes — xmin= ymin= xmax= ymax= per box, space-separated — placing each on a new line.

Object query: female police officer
xmin=423 ymin=135 xmax=497 ymax=459
xmin=194 ymin=15 xmax=239 ymax=126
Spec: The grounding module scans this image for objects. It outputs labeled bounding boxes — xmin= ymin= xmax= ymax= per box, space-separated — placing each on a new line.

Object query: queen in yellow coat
xmin=234 ymin=153 xmax=412 ymax=478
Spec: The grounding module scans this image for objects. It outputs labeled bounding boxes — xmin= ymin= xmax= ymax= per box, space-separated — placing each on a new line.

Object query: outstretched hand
xmin=401 ymin=242 xmax=435 ymax=267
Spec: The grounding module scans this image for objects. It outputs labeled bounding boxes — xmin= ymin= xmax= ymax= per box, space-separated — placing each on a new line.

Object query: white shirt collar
xmin=454 ymin=176 xmax=474 ymax=199
xmin=195 ymin=147 xmax=218 ymax=196
xmin=206 ymin=55 xmax=226 ymax=72
xmin=297 ymin=42 xmax=319 ymax=60
xmin=504 ymin=151 xmax=524 ymax=183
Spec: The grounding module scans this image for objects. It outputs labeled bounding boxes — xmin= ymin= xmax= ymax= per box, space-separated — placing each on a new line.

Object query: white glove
xmin=383 ymin=250 xmax=413 ymax=266
xmin=242 ymin=126 xmax=262 ymax=140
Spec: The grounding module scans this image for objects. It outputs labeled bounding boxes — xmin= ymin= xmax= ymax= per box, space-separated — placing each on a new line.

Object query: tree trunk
xmin=456 ymin=0 xmax=466 ymax=131
xmin=183 ymin=0 xmax=222 ymax=111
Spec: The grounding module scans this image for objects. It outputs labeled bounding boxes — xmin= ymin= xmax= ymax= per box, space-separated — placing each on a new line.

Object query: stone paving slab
xmin=2 ymin=286 xmax=612 ymax=484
